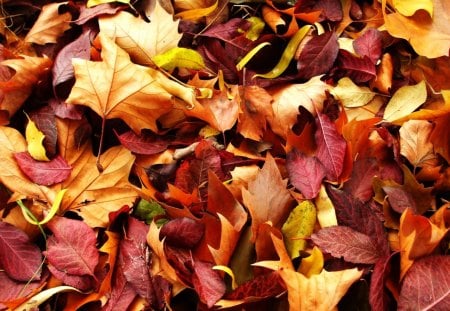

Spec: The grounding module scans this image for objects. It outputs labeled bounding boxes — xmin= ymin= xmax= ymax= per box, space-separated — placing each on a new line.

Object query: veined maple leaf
xmin=66 ymin=33 xmax=196 ymax=133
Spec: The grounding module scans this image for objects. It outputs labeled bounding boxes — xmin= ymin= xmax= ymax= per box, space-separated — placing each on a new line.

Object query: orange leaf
xmin=66 ymin=33 xmax=195 ymax=133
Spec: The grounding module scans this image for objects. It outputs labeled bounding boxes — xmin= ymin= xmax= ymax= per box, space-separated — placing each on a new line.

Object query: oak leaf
xmin=99 ymin=3 xmax=182 ymax=65
xmin=24 ymin=2 xmax=72 ymax=45
xmin=66 ymin=33 xmax=195 ymax=133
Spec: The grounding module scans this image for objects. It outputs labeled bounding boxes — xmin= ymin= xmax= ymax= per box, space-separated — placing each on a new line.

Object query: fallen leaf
xmin=337 ymin=49 xmax=376 ymax=83
xmin=15 ymin=286 xmax=81 ymax=311
xmin=399 ymin=119 xmax=436 ymax=168
xmin=398 ymin=255 xmax=450 ymax=310
xmin=298 ymin=246 xmax=324 ymax=277
xmin=224 ymin=271 xmax=285 ymax=300
xmin=99 ymin=3 xmax=182 ymax=65
xmin=314 ymin=185 xmax=338 ymax=228
xmin=152 ymin=47 xmax=205 ymax=70
xmin=331 ymin=77 xmax=376 ymax=108
xmin=25 ymin=115 xmax=49 ymax=162
xmin=116 ymin=130 xmax=170 ymax=155
xmin=66 ymin=33 xmax=192 ymax=133
xmin=0 ymin=271 xmax=43 ymax=309
xmin=383 ymin=0 xmax=449 ymax=58
xmin=0 ymin=221 xmax=42 ymax=281
xmin=192 ymin=260 xmax=226 ymax=308
xmin=242 ymin=153 xmax=293 ymax=242
xmin=160 ymin=217 xmax=205 ymax=249
xmin=312 ymin=225 xmax=382 ymax=264
xmin=279 ymin=267 xmax=363 ymax=311
xmin=353 ymin=28 xmax=383 ymax=64
xmin=383 ymin=80 xmax=427 ymax=123
xmin=24 ymin=2 xmax=72 ymax=45
xmin=87 ymin=0 xmax=130 ymax=8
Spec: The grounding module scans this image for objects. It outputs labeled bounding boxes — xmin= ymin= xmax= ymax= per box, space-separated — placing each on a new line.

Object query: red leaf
xmin=337 ymin=49 xmax=376 ymax=83
xmin=45 ymin=217 xmax=99 ymax=278
xmin=353 ymin=28 xmax=383 ymax=64
xmin=160 ymin=217 xmax=205 ymax=249
xmin=50 ymin=98 xmax=84 ymax=120
xmin=30 ymin=106 xmax=57 ymax=157
xmin=116 ymin=130 xmax=169 ymax=155
xmin=286 ymin=149 xmax=326 ymax=199
xmin=297 ymin=31 xmax=339 ymax=80
xmin=0 ymin=271 xmax=42 ymax=305
xmin=192 ymin=260 xmax=226 ymax=308
xmin=382 ymin=186 xmax=415 ymax=214
xmin=119 ymin=217 xmax=153 ymax=301
xmin=315 ymin=113 xmax=346 ymax=181
xmin=75 ymin=3 xmax=126 ymax=25
xmin=343 ymin=157 xmax=380 ymax=202
xmin=225 ymin=271 xmax=285 ymax=300
xmin=369 ymin=255 xmax=395 ymax=311
xmin=103 ymin=267 xmax=136 ymax=311
xmin=311 ymin=226 xmax=382 ymax=264
xmin=52 ymin=29 xmax=92 ymax=90
xmin=298 ymin=0 xmax=343 ymax=22
xmin=14 ymin=152 xmax=72 ymax=186
xmin=0 ymin=221 xmax=42 ymax=282
xmin=399 ymin=255 xmax=450 ymax=310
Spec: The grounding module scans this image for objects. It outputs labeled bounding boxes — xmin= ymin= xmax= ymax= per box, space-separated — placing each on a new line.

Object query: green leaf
xmin=134 ymin=199 xmax=167 ymax=225
xmin=281 ymin=201 xmax=317 ymax=258
xmin=152 ymin=47 xmax=205 ymax=71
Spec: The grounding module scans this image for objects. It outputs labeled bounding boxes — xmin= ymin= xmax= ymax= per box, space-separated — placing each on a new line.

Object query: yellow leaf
xmin=25 ymin=114 xmax=49 ymax=162
xmin=254 ymin=25 xmax=312 ymax=79
xmin=281 ymin=201 xmax=317 ymax=258
xmin=25 ymin=2 xmax=72 ymax=45
xmin=331 ymin=77 xmax=376 ymax=108
xmin=99 ymin=3 xmax=182 ymax=65
xmin=213 ymin=265 xmax=238 ymax=290
xmin=87 ymin=0 xmax=130 ymax=7
xmin=314 ymin=185 xmax=338 ymax=228
xmin=175 ymin=0 xmax=218 ymax=21
xmin=19 ymin=189 xmax=67 ymax=226
xmin=298 ymin=246 xmax=324 ymax=277
xmin=236 ymin=42 xmax=271 ymax=71
xmin=393 ymin=0 xmax=433 ymax=17
xmin=152 ymin=47 xmax=205 ymax=70
xmin=280 ymin=267 xmax=363 ymax=311
xmin=245 ymin=17 xmax=265 ymax=41
xmin=383 ymin=80 xmax=427 ymax=123
xmin=66 ymin=33 xmax=195 ymax=133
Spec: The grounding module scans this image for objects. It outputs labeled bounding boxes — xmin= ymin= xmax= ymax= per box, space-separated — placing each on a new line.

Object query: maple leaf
xmin=241 ymin=153 xmax=293 ymax=242
xmin=99 ymin=2 xmax=182 ymax=65
xmin=66 ymin=33 xmax=195 ymax=133
xmin=399 ymin=120 xmax=436 ymax=168
xmin=24 ymin=2 xmax=72 ymax=45
xmin=0 ymin=221 xmax=42 ymax=282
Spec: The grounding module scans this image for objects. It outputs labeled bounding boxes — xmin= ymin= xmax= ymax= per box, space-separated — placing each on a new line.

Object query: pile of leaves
xmin=0 ymin=0 xmax=449 ymax=310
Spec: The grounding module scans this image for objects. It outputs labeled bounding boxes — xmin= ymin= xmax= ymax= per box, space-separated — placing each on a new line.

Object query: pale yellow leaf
xmin=281 ymin=201 xmax=317 ymax=258
xmin=16 ymin=286 xmax=81 ymax=311
xmin=314 ymin=185 xmax=338 ymax=228
xmin=383 ymin=80 xmax=427 ymax=122
xmin=331 ymin=77 xmax=376 ymax=108
xmin=25 ymin=115 xmax=49 ymax=162
xmin=99 ymin=3 xmax=182 ymax=65
xmin=399 ymin=119 xmax=436 ymax=167
xmin=25 ymin=2 xmax=72 ymax=44
xmin=393 ymin=0 xmax=433 ymax=17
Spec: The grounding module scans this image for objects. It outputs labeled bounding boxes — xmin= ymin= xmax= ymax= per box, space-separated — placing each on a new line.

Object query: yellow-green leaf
xmin=331 ymin=77 xmax=376 ymax=108
xmin=245 ymin=17 xmax=265 ymax=41
xmin=152 ymin=47 xmax=205 ymax=71
xmin=254 ymin=25 xmax=312 ymax=79
xmin=298 ymin=246 xmax=324 ymax=277
xmin=25 ymin=114 xmax=49 ymax=162
xmin=87 ymin=0 xmax=130 ymax=8
xmin=393 ymin=0 xmax=433 ymax=17
xmin=281 ymin=201 xmax=317 ymax=258
xmin=383 ymin=80 xmax=427 ymax=123
xmin=236 ymin=42 xmax=271 ymax=71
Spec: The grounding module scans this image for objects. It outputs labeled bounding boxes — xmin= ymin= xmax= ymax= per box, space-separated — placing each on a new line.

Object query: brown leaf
xmin=242 ymin=153 xmax=293 ymax=242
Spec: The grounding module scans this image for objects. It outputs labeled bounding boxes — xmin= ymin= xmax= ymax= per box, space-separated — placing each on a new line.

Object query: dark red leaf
xmin=343 ymin=157 xmax=379 ymax=202
xmin=337 ymin=49 xmax=376 ymax=83
xmin=315 ymin=113 xmax=347 ymax=181
xmin=119 ymin=217 xmax=153 ymax=301
xmin=192 ymin=260 xmax=226 ymax=308
xmin=286 ymin=149 xmax=326 ymax=199
xmin=353 ymin=28 xmax=383 ymax=64
xmin=30 ymin=106 xmax=57 ymax=157
xmin=44 ymin=216 xmax=99 ymax=278
xmin=160 ymin=217 xmax=205 ymax=249
xmin=297 ymin=31 xmax=339 ymax=80
xmin=370 ymin=255 xmax=395 ymax=311
xmin=103 ymin=263 xmax=136 ymax=311
xmin=14 ymin=152 xmax=72 ymax=186
xmin=0 ymin=221 xmax=42 ymax=282
xmin=399 ymin=255 xmax=450 ymax=311
xmin=382 ymin=186 xmax=415 ymax=214
xmin=116 ymin=130 xmax=169 ymax=155
xmin=52 ymin=29 xmax=92 ymax=90
xmin=326 ymin=187 xmax=390 ymax=256
xmin=311 ymin=226 xmax=381 ymax=264
xmin=225 ymin=271 xmax=285 ymax=300
xmin=46 ymin=265 xmax=96 ymax=291
xmin=298 ymin=0 xmax=343 ymax=22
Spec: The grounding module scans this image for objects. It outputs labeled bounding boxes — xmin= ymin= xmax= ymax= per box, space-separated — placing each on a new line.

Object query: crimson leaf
xmin=14 ymin=152 xmax=72 ymax=186
xmin=160 ymin=217 xmax=205 ymax=249
xmin=370 ymin=255 xmax=395 ymax=311
xmin=116 ymin=130 xmax=169 ymax=155
xmin=286 ymin=149 xmax=326 ymax=199
xmin=45 ymin=217 xmax=99 ymax=279
xmin=311 ymin=225 xmax=382 ymax=264
xmin=297 ymin=31 xmax=339 ymax=80
xmin=103 ymin=264 xmax=136 ymax=311
xmin=315 ymin=113 xmax=346 ymax=181
xmin=0 ymin=271 xmax=43 ymax=305
xmin=192 ymin=260 xmax=226 ymax=308
xmin=353 ymin=28 xmax=382 ymax=64
xmin=337 ymin=49 xmax=376 ymax=83
xmin=399 ymin=255 xmax=450 ymax=311
xmin=0 ymin=221 xmax=42 ymax=282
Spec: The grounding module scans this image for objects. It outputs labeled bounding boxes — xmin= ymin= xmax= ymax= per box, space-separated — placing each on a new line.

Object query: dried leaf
xmin=160 ymin=217 xmax=205 ymax=249
xmin=353 ymin=28 xmax=383 ymax=64
xmin=331 ymin=77 xmax=376 ymax=108
xmin=337 ymin=49 xmax=376 ymax=83
xmin=192 ymin=260 xmax=226 ymax=308
xmin=116 ymin=130 xmax=169 ymax=155
xmin=399 ymin=119 xmax=436 ymax=167
xmin=0 ymin=221 xmax=42 ymax=282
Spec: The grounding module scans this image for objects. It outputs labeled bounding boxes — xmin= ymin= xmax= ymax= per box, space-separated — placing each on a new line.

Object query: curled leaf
xmin=236 ymin=42 xmax=271 ymax=71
